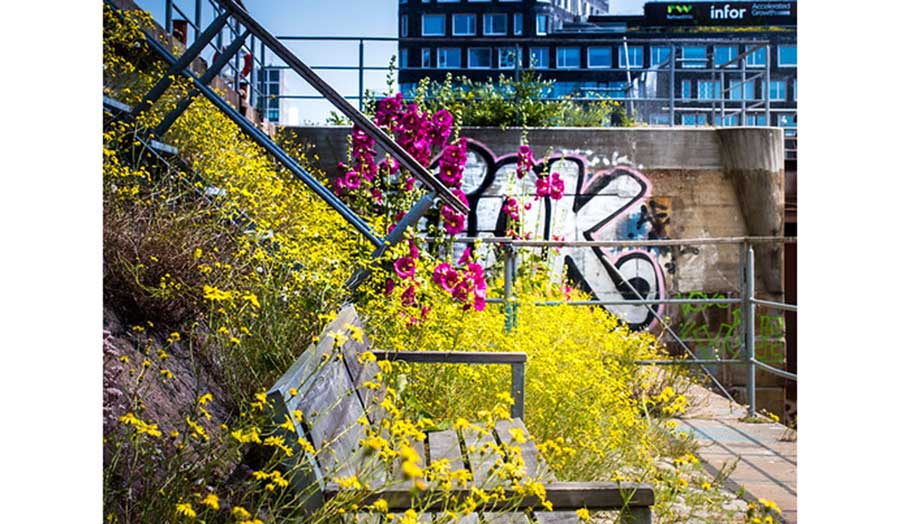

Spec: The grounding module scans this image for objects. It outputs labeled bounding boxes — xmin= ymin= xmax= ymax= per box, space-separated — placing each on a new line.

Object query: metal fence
xmin=154 ymin=0 xmax=796 ymax=157
xmin=452 ymin=235 xmax=797 ymax=418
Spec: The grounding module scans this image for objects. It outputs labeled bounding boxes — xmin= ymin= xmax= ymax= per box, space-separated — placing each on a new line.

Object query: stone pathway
xmin=676 ymin=385 xmax=797 ymax=524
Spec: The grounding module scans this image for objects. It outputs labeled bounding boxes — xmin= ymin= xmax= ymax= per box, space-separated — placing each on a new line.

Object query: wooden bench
xmin=266 ymin=305 xmax=654 ymax=523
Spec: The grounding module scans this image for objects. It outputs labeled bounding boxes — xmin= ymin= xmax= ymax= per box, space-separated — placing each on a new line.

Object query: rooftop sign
xmin=644 ymin=2 xmax=796 ymax=26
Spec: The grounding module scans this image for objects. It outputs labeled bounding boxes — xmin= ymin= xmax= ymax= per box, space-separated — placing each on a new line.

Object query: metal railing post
xmin=358 ymin=39 xmax=365 ymax=111
xmin=503 ymin=245 xmax=517 ymax=333
xmin=744 ymin=243 xmax=757 ymax=415
xmin=511 ymin=361 xmax=525 ymax=419
xmin=165 ymin=0 xmax=173 ymax=33
xmin=669 ymin=42 xmax=675 ymax=126
xmin=249 ymin=34 xmax=257 ymax=107
xmin=765 ymin=44 xmax=771 ymax=125
xmin=194 ymin=0 xmax=202 ymax=42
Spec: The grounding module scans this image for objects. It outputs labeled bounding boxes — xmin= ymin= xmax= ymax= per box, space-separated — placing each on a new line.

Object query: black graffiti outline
xmin=431 ymin=140 xmax=665 ymax=330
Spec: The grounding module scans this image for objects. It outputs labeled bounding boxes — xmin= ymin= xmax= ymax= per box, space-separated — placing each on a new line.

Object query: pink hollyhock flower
xmin=432 ymin=262 xmax=460 ymax=291
xmin=379 ymin=157 xmax=400 ymax=175
xmin=405 ymin=177 xmax=416 ymax=192
xmin=549 ymin=172 xmax=565 ymax=200
xmin=408 ymin=239 xmax=420 ymax=259
xmin=371 ymin=187 xmax=383 ymax=204
xmin=393 ymin=256 xmax=416 ymax=279
xmin=401 ymin=285 xmax=416 ymax=306
xmin=439 ymin=160 xmax=463 ymax=188
xmin=384 ymin=278 xmax=395 ymax=296
xmin=420 ymin=305 xmax=431 ymax=321
xmin=374 ymin=93 xmax=403 ymax=127
xmin=344 ymin=170 xmax=360 ymax=190
xmin=442 ymin=205 xmax=466 ymax=235
xmin=458 ymin=246 xmax=472 ymax=265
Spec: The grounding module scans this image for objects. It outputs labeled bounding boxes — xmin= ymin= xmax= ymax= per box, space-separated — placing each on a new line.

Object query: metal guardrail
xmin=454 ymin=236 xmax=796 ymax=417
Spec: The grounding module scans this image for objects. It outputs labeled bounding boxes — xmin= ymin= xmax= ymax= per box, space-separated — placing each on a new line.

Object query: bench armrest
xmin=370 ymin=350 xmax=526 ymax=419
xmin=324 ymin=481 xmax=654 ymax=511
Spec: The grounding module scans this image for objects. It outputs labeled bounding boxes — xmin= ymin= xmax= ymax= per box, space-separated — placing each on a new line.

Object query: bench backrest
xmin=267 ymin=305 xmax=380 ymax=483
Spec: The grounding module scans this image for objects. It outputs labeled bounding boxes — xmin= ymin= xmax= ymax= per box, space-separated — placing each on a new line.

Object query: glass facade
xmin=422 ymin=14 xmax=445 ymax=36
xmin=682 ymin=46 xmax=706 ymax=68
xmin=484 ymin=13 xmax=508 ymax=35
xmin=778 ymin=45 xmax=797 ymax=67
xmin=452 ymin=14 xmax=476 ymax=35
xmin=557 ymin=47 xmax=580 ymax=68
xmin=498 ymin=47 xmax=520 ymax=69
xmin=714 ymin=46 xmax=738 ymax=67
xmin=437 ymin=47 xmax=461 ymax=68
xmin=529 ymin=47 xmax=549 ymax=68
xmin=469 ymin=47 xmax=492 ymax=68
xmin=618 ymin=46 xmax=643 ymax=68
xmin=650 ymin=46 xmax=671 ymax=67
xmin=588 ymin=47 xmax=612 ymax=68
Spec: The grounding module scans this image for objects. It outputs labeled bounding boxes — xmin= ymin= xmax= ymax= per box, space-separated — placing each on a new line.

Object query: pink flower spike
xmin=384 ymin=278 xmax=395 ymax=296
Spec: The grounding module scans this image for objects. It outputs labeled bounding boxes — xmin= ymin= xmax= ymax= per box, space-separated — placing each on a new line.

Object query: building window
xmin=714 ymin=114 xmax=739 ymax=127
xmin=681 ymin=80 xmax=691 ymax=99
xmin=778 ymin=113 xmax=797 ymax=136
xmin=438 ymin=47 xmax=461 ymax=68
xmin=793 ymin=78 xmax=797 ymax=101
xmin=729 ymin=79 xmax=755 ymax=100
xmin=498 ymin=47 xmax=520 ymax=69
xmin=514 ymin=13 xmax=523 ymax=35
xmin=619 ymin=46 xmax=643 ymax=68
xmin=422 ymin=14 xmax=446 ymax=36
xmin=769 ymin=80 xmax=786 ymax=101
xmin=587 ymin=47 xmax=612 ymax=68
xmin=778 ymin=45 xmax=797 ymax=67
xmin=650 ymin=46 xmax=671 ymax=67
xmin=556 ymin=47 xmax=580 ymax=68
xmin=714 ymin=46 xmax=738 ymax=68
xmin=421 ymin=48 xmax=432 ymax=68
xmin=649 ymin=113 xmax=671 ymax=125
xmin=400 ymin=48 xmax=408 ymax=68
xmin=682 ymin=113 xmax=708 ymax=126
xmin=529 ymin=47 xmax=549 ymax=68
xmin=698 ymin=80 xmax=721 ymax=100
xmin=748 ymin=114 xmax=768 ymax=126
xmin=468 ymin=47 xmax=492 ymax=69
xmin=484 ymin=14 xmax=507 ymax=35
xmin=682 ymin=46 xmax=706 ymax=68
xmin=401 ymin=15 xmax=408 ymax=37
xmin=452 ymin=14 xmax=476 ymax=36
xmin=746 ymin=46 xmax=766 ymax=68
xmin=536 ymin=15 xmax=548 ymax=35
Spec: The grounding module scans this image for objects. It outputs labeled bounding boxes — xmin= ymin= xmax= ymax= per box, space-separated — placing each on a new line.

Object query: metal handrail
xmin=440 ymin=236 xmax=797 ymax=416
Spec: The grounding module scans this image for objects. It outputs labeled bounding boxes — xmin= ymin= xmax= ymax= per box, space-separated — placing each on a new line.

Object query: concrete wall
xmin=286 ymin=126 xmax=784 ymax=297
xmin=285 ymin=125 xmax=788 ymax=414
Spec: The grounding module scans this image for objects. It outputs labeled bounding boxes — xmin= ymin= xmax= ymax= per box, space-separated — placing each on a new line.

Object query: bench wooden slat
xmin=427 ymin=429 xmax=478 ymax=524
xmin=494 ymin=419 xmax=579 ymax=524
xmin=462 ymin=427 xmax=503 ymax=490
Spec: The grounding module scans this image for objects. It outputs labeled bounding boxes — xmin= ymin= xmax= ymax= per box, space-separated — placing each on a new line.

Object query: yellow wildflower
xmin=199 ymin=493 xmax=219 ymax=510
xmin=174 ymin=502 xmax=196 ymax=517
xmin=231 ymin=506 xmax=252 ymax=519
xmin=576 ymin=508 xmax=590 ymax=522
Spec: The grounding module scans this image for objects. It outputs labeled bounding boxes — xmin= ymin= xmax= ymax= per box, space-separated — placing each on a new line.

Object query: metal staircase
xmin=105 ymin=0 xmax=466 ymax=270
